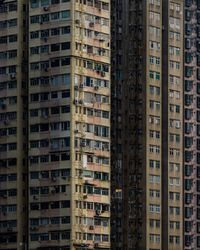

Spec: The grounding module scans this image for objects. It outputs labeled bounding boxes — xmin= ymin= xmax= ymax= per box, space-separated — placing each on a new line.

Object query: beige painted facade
xmin=111 ymin=0 xmax=184 ymax=249
xmin=0 ymin=0 xmax=28 ymax=249
xmin=147 ymin=1 xmax=184 ymax=249
xmin=0 ymin=0 xmax=110 ymax=249
xmin=167 ymin=1 xmax=183 ymax=249
xmin=146 ymin=1 xmax=163 ymax=249
xmin=28 ymin=0 xmax=110 ymax=250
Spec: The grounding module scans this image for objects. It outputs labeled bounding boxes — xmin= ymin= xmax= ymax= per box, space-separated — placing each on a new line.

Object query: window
xmin=51 ymin=232 xmax=60 ymax=240
xmin=61 ymin=57 xmax=70 ymax=66
xmin=150 ymin=234 xmax=160 ymax=243
xmin=149 ymin=100 xmax=160 ymax=110
xmin=150 ymin=189 xmax=160 ymax=198
xmin=62 ymin=216 xmax=70 ymax=224
xmin=61 ymin=105 xmax=70 ymax=113
xmin=51 ymin=43 xmax=60 ymax=52
xmin=149 ymin=26 xmax=161 ymax=37
xmin=149 ymin=145 xmax=160 ymax=154
xmin=41 ymin=29 xmax=49 ymax=38
xmin=149 ymin=12 xmax=160 ymax=21
xmin=149 ymin=160 xmax=160 ymax=169
xmin=31 ymin=234 xmax=39 ymax=241
xmin=40 ymin=233 xmax=49 ymax=241
xmin=61 ymin=42 xmax=70 ymax=50
xmin=31 ymin=31 xmax=39 ymax=39
xmin=150 ymin=204 xmax=160 ymax=213
xmin=8 ymin=19 xmax=17 ymax=27
xmin=149 ymin=40 xmax=160 ymax=50
xmin=149 ymin=71 xmax=160 ymax=80
xmin=51 ymin=11 xmax=60 ymax=20
xmin=61 ymin=10 xmax=70 ymax=19
xmin=62 ymin=91 xmax=70 ymax=98
xmin=149 ymin=174 xmax=160 ymax=183
xmin=169 ymin=17 xmax=180 ymax=29
xmin=41 ymin=45 xmax=49 ymax=53
xmin=62 ymin=26 xmax=70 ymax=34
xmin=31 ymin=15 xmax=40 ymax=23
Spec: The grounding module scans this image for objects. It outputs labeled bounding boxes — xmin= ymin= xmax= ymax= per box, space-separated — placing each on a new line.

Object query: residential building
xmin=0 ymin=0 xmax=111 ymax=249
xmin=184 ymin=0 xmax=200 ymax=249
xmin=111 ymin=0 xmax=184 ymax=249
xmin=0 ymin=0 xmax=28 ymax=249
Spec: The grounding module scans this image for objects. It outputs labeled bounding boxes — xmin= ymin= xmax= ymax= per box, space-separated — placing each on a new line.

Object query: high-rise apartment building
xmin=111 ymin=0 xmax=184 ymax=249
xmin=0 ymin=0 xmax=28 ymax=249
xmin=184 ymin=0 xmax=200 ymax=249
xmin=0 ymin=0 xmax=111 ymax=249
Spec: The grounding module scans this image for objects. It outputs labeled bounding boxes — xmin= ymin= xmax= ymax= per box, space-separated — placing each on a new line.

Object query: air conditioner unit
xmin=10 ymin=73 xmax=16 ymax=79
xmin=73 ymin=98 xmax=79 ymax=105
xmin=94 ymin=86 xmax=99 ymax=91
xmin=79 ymin=99 xmax=84 ymax=104
xmin=94 ymin=243 xmax=99 ymax=248
xmin=74 ymin=85 xmax=79 ymax=90
xmin=95 ymin=210 xmax=101 ymax=216
xmin=101 ymin=71 xmax=106 ymax=77
xmin=83 ymin=194 xmax=87 ymax=199
xmin=89 ymin=225 xmax=94 ymax=230
xmin=75 ymin=19 xmax=80 ymax=24
xmin=89 ymin=22 xmax=94 ymax=27
xmin=43 ymin=6 xmax=49 ymax=11
xmin=80 ymin=140 xmax=86 ymax=147
xmin=74 ymin=129 xmax=79 ymax=133
xmin=99 ymin=38 xmax=105 ymax=42
xmin=79 ymin=83 xmax=84 ymax=88
xmin=51 ymin=177 xmax=56 ymax=182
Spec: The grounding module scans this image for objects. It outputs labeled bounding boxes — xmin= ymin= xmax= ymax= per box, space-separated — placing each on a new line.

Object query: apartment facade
xmin=0 ymin=0 xmax=111 ymax=249
xmin=164 ymin=1 xmax=184 ymax=249
xmin=0 ymin=0 xmax=28 ymax=249
xmin=184 ymin=0 xmax=200 ymax=249
xmin=111 ymin=0 xmax=184 ymax=249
